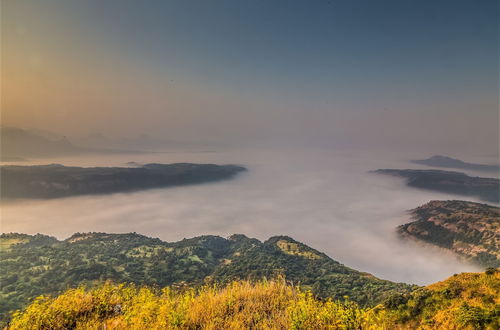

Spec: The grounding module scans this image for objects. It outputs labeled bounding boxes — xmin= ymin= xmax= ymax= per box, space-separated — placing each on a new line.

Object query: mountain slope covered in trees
xmin=0 ymin=232 xmax=413 ymax=321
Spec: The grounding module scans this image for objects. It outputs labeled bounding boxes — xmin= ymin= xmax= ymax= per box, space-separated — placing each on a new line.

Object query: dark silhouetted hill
xmin=374 ymin=169 xmax=499 ymax=202
xmin=0 ymin=163 xmax=246 ymax=199
xmin=412 ymin=155 xmax=499 ymax=173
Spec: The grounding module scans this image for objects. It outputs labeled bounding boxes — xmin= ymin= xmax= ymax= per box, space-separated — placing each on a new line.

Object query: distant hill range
xmin=373 ymin=169 xmax=499 ymax=203
xmin=412 ymin=155 xmax=499 ymax=173
xmin=0 ymin=232 xmax=414 ymax=319
xmin=0 ymin=163 xmax=246 ymax=199
xmin=1 ymin=127 xmax=86 ymax=159
xmin=398 ymin=200 xmax=499 ymax=268
xmin=1 ymin=126 xmax=221 ymax=160
xmin=0 ymin=127 xmax=147 ymax=160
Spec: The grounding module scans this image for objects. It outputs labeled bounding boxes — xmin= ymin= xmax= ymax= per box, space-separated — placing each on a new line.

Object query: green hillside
xmin=383 ymin=269 xmax=500 ymax=329
xmin=0 ymin=232 xmax=412 ymax=321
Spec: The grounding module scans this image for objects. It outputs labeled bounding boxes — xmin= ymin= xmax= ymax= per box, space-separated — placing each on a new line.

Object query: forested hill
xmin=0 ymin=163 xmax=246 ymax=199
xmin=0 ymin=232 xmax=413 ymax=320
xmin=398 ymin=200 xmax=500 ymax=268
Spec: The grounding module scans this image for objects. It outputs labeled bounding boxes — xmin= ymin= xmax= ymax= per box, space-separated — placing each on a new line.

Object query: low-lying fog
xmin=2 ymin=148 xmax=495 ymax=285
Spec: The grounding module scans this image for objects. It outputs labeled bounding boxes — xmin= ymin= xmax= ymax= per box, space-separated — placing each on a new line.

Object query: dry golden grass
xmin=8 ymin=271 xmax=498 ymax=329
xmin=8 ymin=279 xmax=376 ymax=329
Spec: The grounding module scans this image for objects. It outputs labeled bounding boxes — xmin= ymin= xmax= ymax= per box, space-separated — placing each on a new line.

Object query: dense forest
xmin=398 ymin=200 xmax=499 ymax=268
xmin=6 ymin=270 xmax=499 ymax=329
xmin=0 ymin=232 xmax=413 ymax=322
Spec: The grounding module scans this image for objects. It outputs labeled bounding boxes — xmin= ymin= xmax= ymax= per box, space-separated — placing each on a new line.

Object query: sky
xmin=2 ymin=0 xmax=499 ymax=154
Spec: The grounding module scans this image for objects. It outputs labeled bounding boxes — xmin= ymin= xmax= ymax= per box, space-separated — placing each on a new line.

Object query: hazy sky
xmin=2 ymin=0 xmax=499 ymax=153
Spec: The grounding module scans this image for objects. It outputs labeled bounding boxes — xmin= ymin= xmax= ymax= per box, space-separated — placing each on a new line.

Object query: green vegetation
xmin=7 ymin=271 xmax=499 ymax=329
xmin=0 ymin=232 xmax=413 ymax=322
xmin=6 ymin=279 xmax=375 ymax=329
xmin=0 ymin=163 xmax=246 ymax=199
xmin=398 ymin=200 xmax=499 ymax=267
xmin=383 ymin=269 xmax=500 ymax=329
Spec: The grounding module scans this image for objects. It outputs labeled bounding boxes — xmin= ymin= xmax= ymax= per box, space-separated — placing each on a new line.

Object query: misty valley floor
xmin=0 ymin=149 xmax=492 ymax=285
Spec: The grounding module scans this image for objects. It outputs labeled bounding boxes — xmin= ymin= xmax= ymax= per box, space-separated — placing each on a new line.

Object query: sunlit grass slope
xmin=383 ymin=269 xmax=499 ymax=329
xmin=8 ymin=279 xmax=382 ymax=329
xmin=7 ymin=270 xmax=499 ymax=329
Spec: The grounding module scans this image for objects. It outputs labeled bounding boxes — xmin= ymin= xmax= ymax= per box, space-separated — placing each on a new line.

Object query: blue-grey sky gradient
xmin=2 ymin=0 xmax=498 ymax=153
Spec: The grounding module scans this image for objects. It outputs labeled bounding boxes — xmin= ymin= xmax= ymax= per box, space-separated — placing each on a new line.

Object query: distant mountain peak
xmin=1 ymin=126 xmax=85 ymax=158
xmin=412 ymin=155 xmax=499 ymax=172
xmin=227 ymin=234 xmax=252 ymax=241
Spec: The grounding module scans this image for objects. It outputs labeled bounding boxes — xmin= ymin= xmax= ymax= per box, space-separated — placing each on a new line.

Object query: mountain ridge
xmin=0 ymin=232 xmax=414 ymax=320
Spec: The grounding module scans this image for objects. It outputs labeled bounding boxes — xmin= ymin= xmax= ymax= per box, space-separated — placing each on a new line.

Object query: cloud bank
xmin=1 ymin=149 xmax=486 ymax=285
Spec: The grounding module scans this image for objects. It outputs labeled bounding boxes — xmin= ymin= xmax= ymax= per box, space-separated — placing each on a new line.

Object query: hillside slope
xmin=383 ymin=270 xmax=499 ymax=329
xmin=398 ymin=200 xmax=499 ymax=268
xmin=5 ymin=280 xmax=372 ymax=329
xmin=6 ymin=271 xmax=499 ymax=329
xmin=0 ymin=232 xmax=413 ymax=320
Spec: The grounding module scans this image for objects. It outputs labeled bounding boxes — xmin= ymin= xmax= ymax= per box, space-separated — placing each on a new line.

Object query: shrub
xmin=8 ymin=280 xmax=374 ymax=329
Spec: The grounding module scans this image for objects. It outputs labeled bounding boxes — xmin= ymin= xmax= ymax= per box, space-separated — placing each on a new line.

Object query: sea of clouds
xmin=2 ymin=148 xmax=492 ymax=285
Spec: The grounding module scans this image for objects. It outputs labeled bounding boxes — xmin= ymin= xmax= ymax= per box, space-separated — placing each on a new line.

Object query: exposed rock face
xmin=398 ymin=200 xmax=500 ymax=267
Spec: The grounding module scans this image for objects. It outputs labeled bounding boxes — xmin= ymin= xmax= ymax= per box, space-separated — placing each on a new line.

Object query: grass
xmin=7 ymin=279 xmax=379 ymax=329
xmin=6 ymin=271 xmax=499 ymax=329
